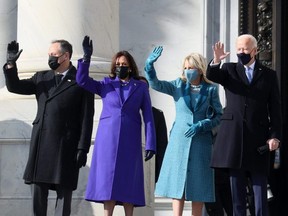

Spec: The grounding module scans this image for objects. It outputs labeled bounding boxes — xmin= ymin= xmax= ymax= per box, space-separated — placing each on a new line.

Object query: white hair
xmin=237 ymin=34 xmax=258 ymax=48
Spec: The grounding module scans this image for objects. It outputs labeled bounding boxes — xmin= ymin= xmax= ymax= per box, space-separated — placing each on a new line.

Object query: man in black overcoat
xmin=206 ymin=34 xmax=282 ymax=216
xmin=138 ymin=76 xmax=168 ymax=183
xmin=3 ymin=40 xmax=94 ymax=216
xmin=152 ymin=106 xmax=168 ymax=183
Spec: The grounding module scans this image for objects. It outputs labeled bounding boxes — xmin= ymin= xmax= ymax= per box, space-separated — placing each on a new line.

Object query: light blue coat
xmin=146 ymin=70 xmax=222 ymax=202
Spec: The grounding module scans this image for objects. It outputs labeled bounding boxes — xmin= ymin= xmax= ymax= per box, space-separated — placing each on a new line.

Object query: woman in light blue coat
xmin=145 ymin=47 xmax=222 ymax=216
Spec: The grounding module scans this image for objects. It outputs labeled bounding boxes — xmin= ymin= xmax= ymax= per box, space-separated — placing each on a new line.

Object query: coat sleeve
xmin=199 ymin=85 xmax=223 ymax=132
xmin=141 ymin=86 xmax=156 ymax=152
xmin=3 ymin=64 xmax=37 ymax=95
xmin=144 ymin=64 xmax=176 ymax=96
xmin=77 ymin=89 xmax=95 ymax=153
xmin=206 ymin=60 xmax=229 ymax=86
xmin=267 ymin=70 xmax=282 ymax=141
xmin=76 ymin=59 xmax=103 ymax=95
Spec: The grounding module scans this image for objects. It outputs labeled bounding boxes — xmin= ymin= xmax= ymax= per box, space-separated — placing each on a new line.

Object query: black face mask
xmin=237 ymin=52 xmax=252 ymax=65
xmin=48 ymin=55 xmax=63 ymax=70
xmin=115 ymin=66 xmax=130 ymax=79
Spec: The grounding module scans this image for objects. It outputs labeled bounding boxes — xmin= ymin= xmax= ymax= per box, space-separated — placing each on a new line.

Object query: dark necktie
xmin=55 ymin=74 xmax=63 ymax=86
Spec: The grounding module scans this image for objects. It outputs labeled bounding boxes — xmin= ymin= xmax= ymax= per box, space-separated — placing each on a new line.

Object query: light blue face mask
xmin=184 ymin=69 xmax=199 ymax=82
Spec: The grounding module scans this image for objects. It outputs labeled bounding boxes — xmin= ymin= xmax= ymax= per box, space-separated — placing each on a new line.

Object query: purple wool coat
xmin=76 ymin=60 xmax=156 ymax=206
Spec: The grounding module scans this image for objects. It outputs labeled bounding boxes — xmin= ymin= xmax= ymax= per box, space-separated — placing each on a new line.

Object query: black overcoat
xmin=206 ymin=60 xmax=282 ymax=174
xmin=4 ymin=63 xmax=94 ymax=190
xmin=152 ymin=107 xmax=168 ymax=183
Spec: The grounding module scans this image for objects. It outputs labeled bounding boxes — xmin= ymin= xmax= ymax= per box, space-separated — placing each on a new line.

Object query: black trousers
xmin=205 ymin=169 xmax=233 ymax=216
xmin=31 ymin=183 xmax=73 ymax=216
xmin=205 ymin=183 xmax=233 ymax=216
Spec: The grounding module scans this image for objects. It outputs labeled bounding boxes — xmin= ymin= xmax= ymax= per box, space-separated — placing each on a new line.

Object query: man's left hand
xmin=76 ymin=150 xmax=87 ymax=168
xmin=267 ymin=138 xmax=280 ymax=151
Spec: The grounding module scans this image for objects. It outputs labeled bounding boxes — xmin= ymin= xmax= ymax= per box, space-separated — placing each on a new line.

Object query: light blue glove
xmin=145 ymin=46 xmax=163 ymax=71
xmin=184 ymin=122 xmax=202 ymax=138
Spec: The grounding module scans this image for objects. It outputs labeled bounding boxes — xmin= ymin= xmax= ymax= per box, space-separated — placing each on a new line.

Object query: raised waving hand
xmin=145 ymin=46 xmax=163 ymax=71
xmin=82 ymin=35 xmax=93 ymax=62
xmin=212 ymin=41 xmax=230 ymax=64
xmin=7 ymin=40 xmax=23 ymax=66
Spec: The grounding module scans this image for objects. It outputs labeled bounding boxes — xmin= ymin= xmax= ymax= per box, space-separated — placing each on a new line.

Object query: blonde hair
xmin=181 ymin=53 xmax=212 ymax=83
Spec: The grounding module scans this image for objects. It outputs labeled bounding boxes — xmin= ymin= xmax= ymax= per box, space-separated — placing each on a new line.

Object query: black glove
xmin=76 ymin=150 xmax=87 ymax=168
xmin=145 ymin=150 xmax=155 ymax=162
xmin=7 ymin=40 xmax=23 ymax=66
xmin=82 ymin=35 xmax=93 ymax=62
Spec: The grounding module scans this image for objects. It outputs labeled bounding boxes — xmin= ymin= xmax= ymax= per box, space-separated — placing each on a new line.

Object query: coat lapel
xmin=236 ymin=60 xmax=263 ymax=85
xmin=111 ymin=78 xmax=122 ymax=105
xmin=182 ymin=82 xmax=209 ymax=113
xmin=250 ymin=61 xmax=263 ymax=84
xmin=45 ymin=71 xmax=57 ymax=97
xmin=49 ymin=66 xmax=77 ymax=99
xmin=193 ymin=82 xmax=208 ymax=112
xmin=182 ymin=82 xmax=192 ymax=111
xmin=236 ymin=63 xmax=250 ymax=84
xmin=124 ymin=78 xmax=139 ymax=103
xmin=110 ymin=78 xmax=140 ymax=106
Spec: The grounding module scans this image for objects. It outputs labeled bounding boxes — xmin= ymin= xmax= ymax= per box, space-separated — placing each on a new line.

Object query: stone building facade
xmin=0 ymin=0 xmax=238 ymax=215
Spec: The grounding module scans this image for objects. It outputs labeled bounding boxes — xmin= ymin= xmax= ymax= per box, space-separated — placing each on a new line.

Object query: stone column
xmin=17 ymin=0 xmax=118 ymax=74
xmin=0 ymin=1 xmax=119 ymax=215
xmin=0 ymin=0 xmax=18 ymax=89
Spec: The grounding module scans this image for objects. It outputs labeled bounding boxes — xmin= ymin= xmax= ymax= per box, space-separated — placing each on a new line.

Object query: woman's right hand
xmin=145 ymin=46 xmax=163 ymax=71
xmin=82 ymin=35 xmax=93 ymax=62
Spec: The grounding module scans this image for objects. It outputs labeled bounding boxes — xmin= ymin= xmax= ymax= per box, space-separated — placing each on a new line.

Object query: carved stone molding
xmin=256 ymin=0 xmax=273 ymax=68
xmin=239 ymin=0 xmax=273 ymax=68
xmin=239 ymin=0 xmax=251 ymax=35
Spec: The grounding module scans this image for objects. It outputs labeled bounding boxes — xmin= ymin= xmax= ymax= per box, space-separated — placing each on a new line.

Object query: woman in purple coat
xmin=76 ymin=36 xmax=156 ymax=216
